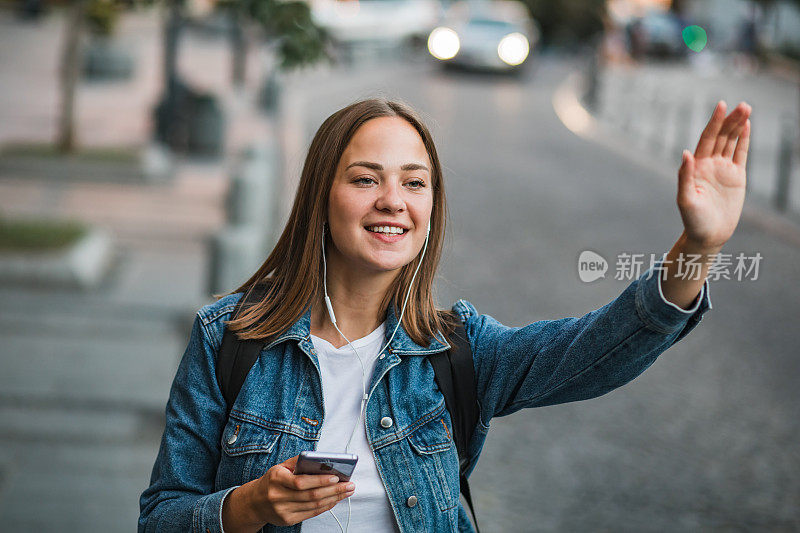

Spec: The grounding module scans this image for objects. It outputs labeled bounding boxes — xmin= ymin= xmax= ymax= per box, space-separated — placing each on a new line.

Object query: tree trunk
xmin=230 ymin=7 xmax=247 ymax=88
xmin=164 ymin=0 xmax=181 ymax=105
xmin=56 ymin=0 xmax=88 ymax=153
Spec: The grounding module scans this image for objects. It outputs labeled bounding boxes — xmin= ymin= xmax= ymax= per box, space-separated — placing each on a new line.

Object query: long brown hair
xmin=220 ymin=98 xmax=459 ymax=347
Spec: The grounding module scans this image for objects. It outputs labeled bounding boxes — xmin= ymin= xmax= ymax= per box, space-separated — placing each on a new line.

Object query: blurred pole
xmin=208 ymin=226 xmax=265 ymax=297
xmin=56 ymin=0 xmax=88 ymax=153
xmin=259 ymin=69 xmax=281 ymax=115
xmin=164 ymin=0 xmax=181 ymax=110
xmin=208 ymin=143 xmax=279 ymax=296
xmin=157 ymin=0 xmax=183 ymax=148
xmin=775 ymin=118 xmax=794 ymax=212
xmin=583 ymin=34 xmax=601 ymax=113
xmin=230 ymin=4 xmax=246 ymax=88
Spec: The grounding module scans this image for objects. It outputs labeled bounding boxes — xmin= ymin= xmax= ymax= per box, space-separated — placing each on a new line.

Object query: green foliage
xmin=520 ymin=0 xmax=606 ymax=47
xmin=0 ymin=142 xmax=139 ymax=163
xmin=221 ymin=0 xmax=332 ymax=70
xmin=86 ymin=0 xmax=121 ymax=36
xmin=0 ymin=217 xmax=88 ymax=251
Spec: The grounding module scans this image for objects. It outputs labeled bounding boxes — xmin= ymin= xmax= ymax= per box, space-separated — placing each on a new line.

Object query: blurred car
xmin=427 ymin=0 xmax=540 ymax=73
xmin=626 ymin=10 xmax=688 ymax=60
xmin=310 ymin=0 xmax=441 ymax=49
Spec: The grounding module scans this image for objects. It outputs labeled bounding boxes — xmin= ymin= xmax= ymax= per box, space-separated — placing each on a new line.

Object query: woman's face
xmin=326 ymin=116 xmax=434 ymax=276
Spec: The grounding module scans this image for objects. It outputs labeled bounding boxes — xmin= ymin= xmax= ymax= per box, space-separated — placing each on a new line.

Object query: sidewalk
xmin=571 ymin=53 xmax=800 ymax=238
xmin=0 ymin=6 xmax=431 ymax=530
xmin=0 ymin=7 xmax=264 ymax=530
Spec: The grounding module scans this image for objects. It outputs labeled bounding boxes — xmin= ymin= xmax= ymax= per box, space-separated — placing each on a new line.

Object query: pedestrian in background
xmin=139 ymin=97 xmax=752 ymax=532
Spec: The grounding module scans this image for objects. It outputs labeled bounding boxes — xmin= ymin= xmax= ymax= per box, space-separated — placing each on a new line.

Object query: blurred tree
xmin=57 ymin=0 xmax=88 ymax=153
xmin=217 ymin=0 xmax=331 ymax=87
xmin=86 ymin=0 xmax=121 ymax=36
xmin=56 ymin=0 xmax=329 ymax=154
xmin=519 ymin=0 xmax=606 ymax=49
xmin=156 ymin=0 xmax=330 ymax=153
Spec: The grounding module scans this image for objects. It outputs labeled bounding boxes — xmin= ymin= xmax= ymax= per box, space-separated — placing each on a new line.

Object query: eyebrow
xmin=345 ymin=161 xmax=430 ymax=173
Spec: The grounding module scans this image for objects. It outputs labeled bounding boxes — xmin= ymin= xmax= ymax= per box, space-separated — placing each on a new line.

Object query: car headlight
xmin=428 ymin=27 xmax=460 ymax=60
xmin=497 ymin=32 xmax=529 ymax=66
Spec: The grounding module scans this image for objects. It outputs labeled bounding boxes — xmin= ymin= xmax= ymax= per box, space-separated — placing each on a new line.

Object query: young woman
xmin=139 ymin=97 xmax=751 ymax=533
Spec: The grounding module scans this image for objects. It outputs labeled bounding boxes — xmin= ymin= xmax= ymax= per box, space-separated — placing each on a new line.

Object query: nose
xmin=374 ymin=180 xmax=405 ymax=213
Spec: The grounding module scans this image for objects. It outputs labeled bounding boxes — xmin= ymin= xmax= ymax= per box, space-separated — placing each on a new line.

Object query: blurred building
xmin=681 ymin=0 xmax=800 ymax=53
xmin=609 ymin=0 xmax=800 ymax=54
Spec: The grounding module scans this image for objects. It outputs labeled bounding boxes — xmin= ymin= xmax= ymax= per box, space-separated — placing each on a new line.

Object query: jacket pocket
xmin=219 ymin=413 xmax=282 ymax=485
xmin=407 ymin=412 xmax=459 ymax=514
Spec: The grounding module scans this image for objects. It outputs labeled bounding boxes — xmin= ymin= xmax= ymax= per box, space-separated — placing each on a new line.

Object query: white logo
xmin=578 ymin=251 xmax=608 ymax=282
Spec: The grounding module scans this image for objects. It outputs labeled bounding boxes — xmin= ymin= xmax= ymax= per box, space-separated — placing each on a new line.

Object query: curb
xmin=0 ymin=226 xmax=116 ymax=289
xmin=553 ymin=68 xmax=800 ymax=250
xmin=0 ymin=144 xmax=174 ymax=184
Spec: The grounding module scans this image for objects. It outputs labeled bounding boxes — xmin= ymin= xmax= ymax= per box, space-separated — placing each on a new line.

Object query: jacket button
xmin=380 ymin=417 xmax=393 ymax=428
xmin=406 ymin=495 xmax=418 ymax=508
xmin=227 ymin=433 xmax=238 ymax=445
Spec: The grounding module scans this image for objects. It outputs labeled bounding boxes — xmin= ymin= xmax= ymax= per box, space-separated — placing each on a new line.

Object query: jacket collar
xmin=265 ymin=301 xmax=451 ymax=355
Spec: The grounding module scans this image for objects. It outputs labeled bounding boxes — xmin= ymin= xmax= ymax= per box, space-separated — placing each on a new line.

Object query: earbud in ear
xmin=426 ymin=221 xmax=431 ymax=235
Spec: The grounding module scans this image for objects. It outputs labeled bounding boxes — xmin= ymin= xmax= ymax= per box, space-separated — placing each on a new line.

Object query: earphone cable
xmin=320 ymin=222 xmax=430 ymax=533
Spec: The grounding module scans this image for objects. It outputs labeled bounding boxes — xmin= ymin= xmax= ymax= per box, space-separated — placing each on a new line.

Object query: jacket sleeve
xmin=138 ymin=310 xmax=238 ymax=533
xmin=454 ymin=256 xmax=712 ymax=426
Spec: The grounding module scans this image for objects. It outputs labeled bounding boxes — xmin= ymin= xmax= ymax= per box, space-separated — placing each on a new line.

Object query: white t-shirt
xmin=302 ymin=322 xmax=400 ymax=533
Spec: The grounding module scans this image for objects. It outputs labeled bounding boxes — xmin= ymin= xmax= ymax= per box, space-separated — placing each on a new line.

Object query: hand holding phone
xmin=293 ymin=450 xmax=358 ymax=482
xmin=223 ymin=454 xmax=356 ymax=529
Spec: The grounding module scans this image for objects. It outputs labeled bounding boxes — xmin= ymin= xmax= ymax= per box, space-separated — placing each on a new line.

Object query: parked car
xmin=427 ymin=0 xmax=540 ymax=73
xmin=626 ymin=10 xmax=688 ymax=60
xmin=310 ymin=0 xmax=441 ymax=50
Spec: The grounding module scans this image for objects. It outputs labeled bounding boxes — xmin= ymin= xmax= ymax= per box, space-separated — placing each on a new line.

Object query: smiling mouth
xmin=364 ymin=227 xmax=408 ymax=241
xmin=364 ymin=226 xmax=408 ymax=235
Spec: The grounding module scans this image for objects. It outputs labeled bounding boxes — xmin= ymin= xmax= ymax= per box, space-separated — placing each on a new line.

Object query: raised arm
xmin=456 ymin=257 xmax=711 ymax=428
xmin=662 ymin=100 xmax=751 ymax=309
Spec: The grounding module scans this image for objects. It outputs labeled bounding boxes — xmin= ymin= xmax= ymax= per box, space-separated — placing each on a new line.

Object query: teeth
xmin=367 ymin=226 xmax=405 ymax=234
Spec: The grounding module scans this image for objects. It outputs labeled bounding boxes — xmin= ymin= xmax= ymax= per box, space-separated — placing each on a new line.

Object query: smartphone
xmin=294 ymin=451 xmax=358 ymax=482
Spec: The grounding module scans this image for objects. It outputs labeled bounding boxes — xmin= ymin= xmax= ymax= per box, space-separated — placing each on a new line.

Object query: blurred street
xmin=1 ymin=2 xmax=800 ymax=532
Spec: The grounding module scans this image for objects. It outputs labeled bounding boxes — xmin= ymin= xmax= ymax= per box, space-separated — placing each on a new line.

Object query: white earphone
xmin=320 ymin=220 xmax=431 ymax=533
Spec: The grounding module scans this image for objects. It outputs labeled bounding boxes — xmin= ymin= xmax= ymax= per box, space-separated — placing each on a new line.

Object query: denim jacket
xmin=139 ymin=257 xmax=711 ymax=533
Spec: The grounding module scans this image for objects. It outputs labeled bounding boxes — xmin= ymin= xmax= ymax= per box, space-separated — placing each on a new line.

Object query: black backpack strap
xmin=216 ymin=283 xmax=271 ymax=420
xmin=430 ymin=321 xmax=481 ymax=533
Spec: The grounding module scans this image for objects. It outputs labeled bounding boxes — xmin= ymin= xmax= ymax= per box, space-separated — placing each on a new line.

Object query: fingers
xmin=695 ymin=100 xmax=726 ymax=159
xmin=677 ymin=149 xmax=695 ymax=206
xmin=294 ymin=483 xmax=356 ymax=513
xmin=267 ymin=486 xmax=354 ymax=526
xmin=733 ymin=119 xmax=751 ymax=168
xmin=278 ymin=471 xmax=340 ymax=492
xmin=259 ymin=458 xmax=356 ymax=526
xmin=722 ymin=112 xmax=747 ymax=159
xmin=714 ymin=102 xmax=751 ymax=157
xmin=276 ymin=469 xmax=354 ymax=502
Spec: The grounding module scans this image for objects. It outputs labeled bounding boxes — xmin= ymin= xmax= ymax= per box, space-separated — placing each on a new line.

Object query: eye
xmin=353 ymin=176 xmax=376 ymax=186
xmin=407 ymin=179 xmax=426 ymax=189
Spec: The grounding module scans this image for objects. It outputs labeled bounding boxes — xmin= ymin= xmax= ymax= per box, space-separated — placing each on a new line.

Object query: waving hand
xmin=677 ymin=100 xmax=752 ymax=250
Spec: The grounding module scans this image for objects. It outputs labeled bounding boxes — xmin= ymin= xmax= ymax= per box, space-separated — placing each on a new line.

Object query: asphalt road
xmin=284 ymin=53 xmax=800 ymax=531
xmin=1 ymin=45 xmax=797 ymax=531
